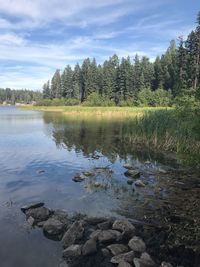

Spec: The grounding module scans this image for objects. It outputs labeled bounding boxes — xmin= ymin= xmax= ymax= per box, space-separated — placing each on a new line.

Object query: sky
xmin=0 ymin=0 xmax=199 ymax=90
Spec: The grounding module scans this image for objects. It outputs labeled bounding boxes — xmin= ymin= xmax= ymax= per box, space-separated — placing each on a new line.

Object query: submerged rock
xmin=97 ymin=220 xmax=112 ymax=230
xmin=111 ymin=251 xmax=135 ymax=264
xmin=82 ymin=171 xmax=94 ymax=177
xmin=133 ymin=252 xmax=156 ymax=267
xmin=62 ymin=220 xmax=84 ymax=248
xmin=25 ymin=207 xmax=51 ymax=222
xmin=128 ymin=236 xmax=146 ymax=252
xmin=123 ymin=164 xmax=135 ymax=170
xmin=27 ymin=216 xmax=35 ymax=226
xmin=107 ymin=244 xmax=129 ymax=256
xmin=134 ymin=180 xmax=145 ymax=187
xmin=124 ymin=170 xmax=140 ymax=178
xmin=72 ymin=174 xmax=86 ymax=182
xmin=21 ymin=202 xmax=44 ymax=213
xmin=43 ymin=218 xmax=65 ymax=236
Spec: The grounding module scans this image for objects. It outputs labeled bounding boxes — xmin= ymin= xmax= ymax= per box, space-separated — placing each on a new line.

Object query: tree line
xmin=0 ymin=88 xmax=42 ymax=104
xmin=40 ymin=11 xmax=199 ymax=106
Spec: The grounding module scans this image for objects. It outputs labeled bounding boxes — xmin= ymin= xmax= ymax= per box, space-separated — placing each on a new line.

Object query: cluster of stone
xmin=21 ymin=203 xmax=173 ymax=267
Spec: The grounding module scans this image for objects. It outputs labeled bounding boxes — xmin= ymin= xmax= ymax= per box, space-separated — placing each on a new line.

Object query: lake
xmin=0 ymin=106 xmax=199 ymax=267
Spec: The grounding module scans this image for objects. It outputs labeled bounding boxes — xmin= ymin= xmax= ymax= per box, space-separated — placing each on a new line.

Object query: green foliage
xmin=136 ymin=88 xmax=172 ymax=107
xmin=82 ymin=92 xmax=115 ymax=107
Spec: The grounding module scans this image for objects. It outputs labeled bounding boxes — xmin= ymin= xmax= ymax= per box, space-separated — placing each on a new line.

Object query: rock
xmin=82 ymin=171 xmax=94 ymax=177
xmin=89 ymin=229 xmax=102 ymax=240
xmin=107 ymin=244 xmax=129 ymax=256
xmin=62 ymin=220 xmax=84 ymax=248
xmin=98 ymin=230 xmax=122 ymax=243
xmin=134 ymin=180 xmax=145 ymax=187
xmin=25 ymin=207 xmax=50 ymax=222
xmin=128 ymin=236 xmax=146 ymax=252
xmin=58 ymin=260 xmax=69 ymax=267
xmin=137 ymin=252 xmax=156 ymax=267
xmin=112 ymin=219 xmax=135 ymax=238
xmin=127 ymin=179 xmax=134 ymax=185
xmin=72 ymin=174 xmax=86 ymax=182
xmin=101 ymin=248 xmax=110 ymax=258
xmin=63 ymin=244 xmax=82 ymax=258
xmin=160 ymin=262 xmax=173 ymax=267
xmin=21 ymin=202 xmax=44 ymax=213
xmin=118 ymin=261 xmax=132 ymax=267
xmin=94 ymin=182 xmax=101 ymax=187
xmin=124 ymin=170 xmax=140 ymax=178
xmin=52 ymin=210 xmax=70 ymax=227
xmin=111 ymin=251 xmax=134 ymax=264
xmin=82 ymin=238 xmax=97 ymax=255
xmin=43 ymin=218 xmax=65 ymax=235
xmin=123 ymin=164 xmax=135 ymax=170
xmin=37 ymin=221 xmax=46 ymax=228
xmin=97 ymin=220 xmax=112 ymax=230
xmin=27 ymin=216 xmax=35 ymax=226
xmin=85 ymin=217 xmax=107 ymax=225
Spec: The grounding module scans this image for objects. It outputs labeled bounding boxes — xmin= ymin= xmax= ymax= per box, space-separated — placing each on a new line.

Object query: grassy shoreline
xmin=20 ymin=105 xmax=169 ymax=117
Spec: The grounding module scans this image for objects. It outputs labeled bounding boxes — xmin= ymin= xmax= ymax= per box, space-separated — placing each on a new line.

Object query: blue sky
xmin=0 ymin=0 xmax=199 ymax=90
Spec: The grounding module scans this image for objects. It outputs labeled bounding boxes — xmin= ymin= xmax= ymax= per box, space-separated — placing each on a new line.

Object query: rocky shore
xmin=21 ymin=202 xmax=173 ymax=267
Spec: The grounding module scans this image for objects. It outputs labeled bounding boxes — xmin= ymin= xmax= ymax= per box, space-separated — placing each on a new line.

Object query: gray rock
xmin=118 ymin=261 xmax=132 ymax=267
xmin=27 ymin=216 xmax=35 ymax=226
xmin=97 ymin=220 xmax=112 ymax=230
xmin=128 ymin=236 xmax=146 ymax=252
xmin=127 ymin=179 xmax=134 ymax=185
xmin=89 ymin=229 xmax=102 ymax=240
xmin=72 ymin=174 xmax=86 ymax=182
xmin=133 ymin=252 xmax=156 ymax=267
xmin=85 ymin=217 xmax=107 ymax=225
xmin=82 ymin=238 xmax=97 ymax=255
xmin=107 ymin=244 xmax=129 ymax=256
xmin=25 ymin=207 xmax=50 ymax=222
xmin=43 ymin=218 xmax=65 ymax=235
xmin=62 ymin=220 xmax=84 ymax=248
xmin=63 ymin=244 xmax=82 ymax=258
xmin=112 ymin=219 xmax=135 ymax=238
xmin=21 ymin=202 xmax=44 ymax=213
xmin=58 ymin=260 xmax=69 ymax=267
xmin=134 ymin=180 xmax=145 ymax=187
xmin=82 ymin=171 xmax=94 ymax=177
xmin=123 ymin=164 xmax=135 ymax=170
xmin=98 ymin=229 xmax=122 ymax=243
xmin=101 ymin=248 xmax=110 ymax=258
xmin=52 ymin=210 xmax=70 ymax=227
xmin=111 ymin=251 xmax=134 ymax=264
xmin=160 ymin=262 xmax=173 ymax=267
xmin=124 ymin=170 xmax=140 ymax=178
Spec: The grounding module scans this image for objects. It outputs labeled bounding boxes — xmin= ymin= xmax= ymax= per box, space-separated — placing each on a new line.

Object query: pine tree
xmin=61 ymin=65 xmax=73 ymax=98
xmin=51 ymin=70 xmax=62 ymax=98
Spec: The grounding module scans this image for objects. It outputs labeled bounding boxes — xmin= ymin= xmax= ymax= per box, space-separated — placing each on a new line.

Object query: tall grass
xmin=129 ymin=107 xmax=200 ymax=166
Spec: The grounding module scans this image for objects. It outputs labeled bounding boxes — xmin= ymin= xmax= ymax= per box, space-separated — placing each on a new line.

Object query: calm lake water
xmin=0 ymin=106 xmax=199 ymax=267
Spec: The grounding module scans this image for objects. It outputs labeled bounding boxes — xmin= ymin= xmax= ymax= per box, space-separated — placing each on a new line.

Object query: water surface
xmin=0 ymin=106 xmax=199 ymax=267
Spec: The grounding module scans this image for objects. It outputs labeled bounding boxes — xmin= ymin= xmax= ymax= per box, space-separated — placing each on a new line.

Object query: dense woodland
xmin=0 ymin=88 xmax=42 ymax=104
xmin=42 ymin=12 xmax=200 ymax=106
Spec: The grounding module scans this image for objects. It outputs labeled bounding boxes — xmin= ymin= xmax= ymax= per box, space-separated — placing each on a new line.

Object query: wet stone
xmin=111 ymin=251 xmax=135 ymax=264
xmin=123 ymin=164 xmax=135 ymax=170
xmin=97 ymin=220 xmax=112 ymax=230
xmin=63 ymin=244 xmax=82 ymax=258
xmin=128 ymin=236 xmax=146 ymax=252
xmin=134 ymin=180 xmax=145 ymax=187
xmin=118 ymin=261 xmax=132 ymax=267
xmin=135 ymin=252 xmax=156 ymax=267
xmin=43 ymin=218 xmax=65 ymax=236
xmin=112 ymin=219 xmax=135 ymax=238
xmin=25 ymin=207 xmax=51 ymax=222
xmin=107 ymin=244 xmax=129 ymax=256
xmin=21 ymin=202 xmax=44 ymax=213
xmin=124 ymin=170 xmax=140 ymax=178
xmin=72 ymin=174 xmax=86 ymax=182
xmin=27 ymin=216 xmax=35 ymax=226
xmin=62 ymin=220 xmax=84 ymax=248
xmin=82 ymin=238 xmax=97 ymax=256
xmin=98 ymin=229 xmax=122 ymax=243
xmin=160 ymin=262 xmax=173 ymax=267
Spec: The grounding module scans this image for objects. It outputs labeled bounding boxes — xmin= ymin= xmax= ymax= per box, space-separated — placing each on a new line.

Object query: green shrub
xmin=82 ymin=92 xmax=115 ymax=107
